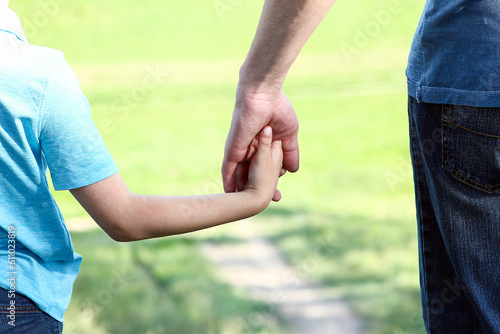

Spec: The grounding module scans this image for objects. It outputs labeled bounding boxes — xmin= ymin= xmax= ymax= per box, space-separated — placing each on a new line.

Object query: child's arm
xmin=70 ymin=126 xmax=283 ymax=242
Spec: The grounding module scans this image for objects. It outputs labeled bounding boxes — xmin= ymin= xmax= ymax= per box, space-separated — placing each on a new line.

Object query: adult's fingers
xmin=271 ymin=140 xmax=284 ymax=202
xmin=234 ymin=160 xmax=249 ymax=193
xmin=271 ymin=139 xmax=283 ymax=170
xmin=272 ymin=189 xmax=282 ymax=202
xmin=222 ymin=119 xmax=262 ymax=193
xmin=282 ymin=134 xmax=300 ymax=173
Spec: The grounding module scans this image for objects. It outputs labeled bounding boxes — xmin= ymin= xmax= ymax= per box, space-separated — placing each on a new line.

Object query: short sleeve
xmin=39 ymin=54 xmax=118 ymax=191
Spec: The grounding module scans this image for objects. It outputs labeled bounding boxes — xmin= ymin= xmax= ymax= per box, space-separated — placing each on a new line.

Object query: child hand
xmin=245 ymin=126 xmax=284 ymax=206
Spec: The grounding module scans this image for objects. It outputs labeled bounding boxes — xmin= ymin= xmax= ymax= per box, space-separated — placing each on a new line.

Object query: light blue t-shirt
xmin=0 ymin=10 xmax=118 ymax=321
xmin=407 ymin=0 xmax=500 ymax=107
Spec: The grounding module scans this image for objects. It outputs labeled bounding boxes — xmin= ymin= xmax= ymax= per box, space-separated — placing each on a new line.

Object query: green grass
xmin=63 ymin=230 xmax=288 ymax=334
xmin=10 ymin=0 xmax=426 ymax=333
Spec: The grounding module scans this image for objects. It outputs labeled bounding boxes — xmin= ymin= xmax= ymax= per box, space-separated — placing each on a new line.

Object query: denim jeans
xmin=0 ymin=288 xmax=63 ymax=334
xmin=408 ymin=96 xmax=500 ymax=333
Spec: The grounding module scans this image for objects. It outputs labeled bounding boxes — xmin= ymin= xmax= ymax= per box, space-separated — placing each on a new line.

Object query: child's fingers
xmin=257 ymin=126 xmax=273 ymax=156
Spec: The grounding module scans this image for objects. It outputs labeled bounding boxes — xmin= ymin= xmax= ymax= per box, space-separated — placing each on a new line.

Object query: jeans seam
xmin=442 ymin=105 xmax=450 ymax=175
xmin=0 ymin=311 xmax=44 ymax=314
xmin=441 ymin=105 xmax=500 ymax=193
xmin=409 ymin=98 xmax=431 ymax=331
xmin=413 ymin=147 xmax=433 ymax=331
xmin=54 ymin=317 xmax=63 ymax=334
xmin=441 ymin=118 xmax=500 ymax=138
xmin=444 ymin=165 xmax=500 ymax=192
xmin=410 ymin=100 xmax=416 ymax=135
xmin=0 ymin=307 xmax=42 ymax=313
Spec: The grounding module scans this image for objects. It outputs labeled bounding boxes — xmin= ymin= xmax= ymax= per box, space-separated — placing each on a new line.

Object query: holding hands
xmin=244 ymin=125 xmax=285 ymax=205
xmin=221 ymin=0 xmax=334 ymax=200
xmin=70 ymin=0 xmax=334 ymax=242
xmin=222 ymin=87 xmax=299 ymax=201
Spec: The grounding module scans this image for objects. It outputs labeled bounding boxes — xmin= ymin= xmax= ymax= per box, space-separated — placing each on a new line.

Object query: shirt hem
xmin=53 ymin=165 xmax=119 ymax=191
xmin=407 ymin=80 xmax=500 ymax=108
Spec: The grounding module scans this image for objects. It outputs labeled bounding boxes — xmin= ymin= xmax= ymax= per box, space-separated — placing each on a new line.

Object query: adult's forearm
xmin=240 ymin=0 xmax=335 ymax=93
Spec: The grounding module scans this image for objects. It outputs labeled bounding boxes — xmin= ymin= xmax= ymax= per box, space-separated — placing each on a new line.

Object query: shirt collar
xmin=0 ymin=8 xmax=27 ymax=42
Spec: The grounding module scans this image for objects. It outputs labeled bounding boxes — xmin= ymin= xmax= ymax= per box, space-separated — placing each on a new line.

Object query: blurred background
xmin=11 ymin=0 xmax=425 ymax=333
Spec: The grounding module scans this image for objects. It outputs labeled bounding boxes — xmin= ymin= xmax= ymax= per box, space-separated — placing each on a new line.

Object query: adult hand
xmin=220 ymin=0 xmax=333 ymax=200
xmin=222 ymin=86 xmax=299 ymax=200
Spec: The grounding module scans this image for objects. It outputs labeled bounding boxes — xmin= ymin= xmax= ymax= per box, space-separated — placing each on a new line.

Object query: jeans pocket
xmin=441 ymin=104 xmax=500 ymax=194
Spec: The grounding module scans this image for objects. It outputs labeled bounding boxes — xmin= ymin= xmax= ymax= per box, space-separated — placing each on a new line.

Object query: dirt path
xmin=201 ymin=220 xmax=363 ymax=334
xmin=67 ymin=217 xmax=363 ymax=333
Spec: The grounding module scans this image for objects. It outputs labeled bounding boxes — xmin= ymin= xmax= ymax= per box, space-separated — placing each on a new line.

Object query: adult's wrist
xmin=237 ymin=60 xmax=285 ymax=97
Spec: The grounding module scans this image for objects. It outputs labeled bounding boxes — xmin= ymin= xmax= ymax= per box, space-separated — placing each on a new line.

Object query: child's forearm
xmin=70 ymin=127 xmax=282 ymax=242
xmin=125 ymin=191 xmax=265 ymax=241
xmin=71 ymin=173 xmax=267 ymax=242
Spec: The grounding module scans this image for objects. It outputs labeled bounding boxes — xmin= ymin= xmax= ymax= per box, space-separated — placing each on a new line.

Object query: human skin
xmin=1 ymin=0 xmax=284 ymax=243
xmin=70 ymin=127 xmax=283 ymax=242
xmin=222 ymin=0 xmax=335 ymax=197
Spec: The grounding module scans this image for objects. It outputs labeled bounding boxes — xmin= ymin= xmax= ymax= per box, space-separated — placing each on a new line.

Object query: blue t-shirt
xmin=0 ymin=11 xmax=118 ymax=321
xmin=407 ymin=0 xmax=500 ymax=107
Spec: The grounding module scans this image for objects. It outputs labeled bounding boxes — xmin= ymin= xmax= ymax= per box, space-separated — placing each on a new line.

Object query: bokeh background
xmin=11 ymin=0 xmax=426 ymax=333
